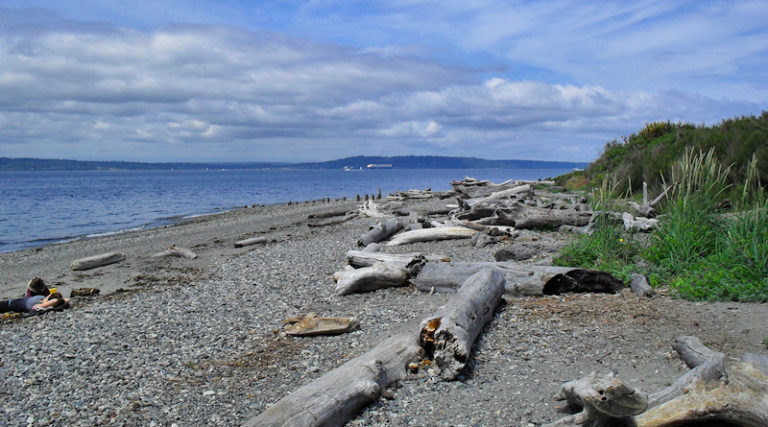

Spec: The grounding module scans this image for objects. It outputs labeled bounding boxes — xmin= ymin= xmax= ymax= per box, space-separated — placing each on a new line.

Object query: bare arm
xmin=32 ymin=296 xmax=69 ymax=310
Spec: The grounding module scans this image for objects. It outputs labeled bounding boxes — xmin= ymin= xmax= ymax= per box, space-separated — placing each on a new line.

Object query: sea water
xmin=0 ymin=168 xmax=571 ymax=252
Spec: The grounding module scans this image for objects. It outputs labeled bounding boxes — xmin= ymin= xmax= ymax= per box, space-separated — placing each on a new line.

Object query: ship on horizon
xmin=366 ymin=163 xmax=393 ymax=169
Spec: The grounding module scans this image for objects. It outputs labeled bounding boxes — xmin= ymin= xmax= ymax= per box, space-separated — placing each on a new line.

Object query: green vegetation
xmin=555 ymin=113 xmax=768 ymax=302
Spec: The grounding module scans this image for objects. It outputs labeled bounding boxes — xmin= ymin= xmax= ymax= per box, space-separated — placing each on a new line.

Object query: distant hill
xmin=0 ymin=155 xmax=588 ymax=171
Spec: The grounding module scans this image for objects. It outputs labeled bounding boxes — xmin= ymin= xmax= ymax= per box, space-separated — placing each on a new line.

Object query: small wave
xmin=86 ymin=225 xmax=145 ymax=238
xmin=182 ymin=210 xmax=229 ymax=220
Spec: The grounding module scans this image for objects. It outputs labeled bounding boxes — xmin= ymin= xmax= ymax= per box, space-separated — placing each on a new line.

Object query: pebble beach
xmin=2 ymin=191 xmax=767 ymax=426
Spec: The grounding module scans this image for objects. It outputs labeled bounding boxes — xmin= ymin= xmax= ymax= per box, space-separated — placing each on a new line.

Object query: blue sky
xmin=0 ymin=1 xmax=766 ymax=162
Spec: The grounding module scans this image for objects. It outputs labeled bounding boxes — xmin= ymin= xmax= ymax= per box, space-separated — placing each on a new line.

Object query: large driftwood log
xmin=545 ymin=372 xmax=648 ymax=426
xmin=151 ymin=245 xmax=198 ymax=259
xmin=358 ymin=200 xmax=389 ymax=218
xmin=412 ymin=262 xmax=624 ymax=296
xmin=357 ymin=218 xmax=404 ymax=247
xmin=71 ymin=252 xmax=126 ymax=271
xmin=504 ymin=206 xmax=592 ymax=230
xmin=334 ymin=256 xmax=426 ymax=295
xmin=244 ymin=333 xmax=423 ymax=427
xmin=386 ymin=226 xmax=477 ymax=246
xmin=234 ymin=236 xmax=269 ymax=248
xmin=419 ymin=269 xmax=505 ymax=380
xmin=345 ymin=250 xmax=449 ymax=268
xmin=467 ymin=184 xmax=533 ymax=207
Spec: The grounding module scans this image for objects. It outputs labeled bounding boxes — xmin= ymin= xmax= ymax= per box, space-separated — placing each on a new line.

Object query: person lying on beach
xmin=25 ymin=277 xmax=50 ymax=297
xmin=1 ymin=292 xmax=70 ymax=315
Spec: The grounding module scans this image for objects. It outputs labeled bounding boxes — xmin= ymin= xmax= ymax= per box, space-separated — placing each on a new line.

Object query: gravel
xmin=1 ymin=196 xmax=767 ymax=426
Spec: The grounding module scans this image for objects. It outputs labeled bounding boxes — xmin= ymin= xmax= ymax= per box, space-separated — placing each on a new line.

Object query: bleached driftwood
xmin=244 ymin=333 xmax=423 ymax=427
xmin=334 ymin=256 xmax=426 ymax=295
xmin=71 ymin=252 xmax=126 ymax=271
xmin=545 ymin=372 xmax=648 ymax=426
xmin=628 ymin=181 xmax=671 ymax=218
xmin=629 ymin=273 xmax=655 ymax=297
xmin=419 ymin=269 xmax=505 ymax=380
xmin=307 ymin=209 xmax=350 ymax=219
xmin=283 ymin=314 xmax=358 ymax=336
xmin=502 ymin=206 xmax=592 ymax=230
xmin=358 ymin=218 xmax=404 ymax=247
xmin=345 ymin=250 xmax=449 ymax=268
xmin=386 ymin=226 xmax=477 ymax=246
xmin=151 ymin=245 xmax=198 ymax=259
xmin=622 ymin=212 xmax=659 ymax=232
xmin=412 ymin=262 xmax=624 ymax=296
xmin=234 ymin=237 xmax=269 ymax=248
xmin=358 ymin=200 xmax=389 ymax=218
xmin=467 ymin=184 xmax=533 ymax=207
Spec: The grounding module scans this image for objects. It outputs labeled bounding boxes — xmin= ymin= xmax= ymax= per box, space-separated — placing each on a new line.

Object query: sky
xmin=0 ymin=1 xmax=766 ymax=163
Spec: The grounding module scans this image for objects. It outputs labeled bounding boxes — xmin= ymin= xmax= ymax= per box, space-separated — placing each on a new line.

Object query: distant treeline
xmin=557 ymin=112 xmax=768 ymax=192
xmin=0 ymin=155 xmax=588 ymax=171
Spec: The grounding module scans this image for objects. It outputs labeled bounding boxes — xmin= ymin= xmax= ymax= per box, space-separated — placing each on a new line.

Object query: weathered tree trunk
xmin=345 ymin=250 xmax=449 ymax=268
xmin=151 ymin=245 xmax=198 ymax=259
xmin=386 ymin=226 xmax=477 ymax=246
xmin=544 ymin=372 xmax=648 ymax=426
xmin=358 ymin=200 xmax=389 ymax=218
xmin=357 ymin=218 xmax=404 ymax=247
xmin=244 ymin=333 xmax=423 ymax=427
xmin=629 ymin=273 xmax=655 ymax=297
xmin=412 ymin=262 xmax=624 ymax=296
xmin=234 ymin=237 xmax=269 ymax=248
xmin=71 ymin=252 xmax=126 ymax=271
xmin=622 ymin=212 xmax=659 ymax=232
xmin=467 ymin=184 xmax=533 ymax=207
xmin=334 ymin=255 xmax=426 ymax=295
xmin=506 ymin=206 xmax=592 ymax=230
xmin=636 ymin=336 xmax=768 ymax=426
xmin=628 ymin=181 xmax=671 ymax=218
xmin=419 ymin=269 xmax=505 ymax=380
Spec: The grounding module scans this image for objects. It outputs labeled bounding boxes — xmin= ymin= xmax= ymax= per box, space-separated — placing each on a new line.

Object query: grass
xmin=555 ymin=150 xmax=768 ymax=302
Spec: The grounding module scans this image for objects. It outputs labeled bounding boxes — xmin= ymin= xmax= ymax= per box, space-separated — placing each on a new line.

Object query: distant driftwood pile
xmin=247 ymin=177 xmax=682 ymax=427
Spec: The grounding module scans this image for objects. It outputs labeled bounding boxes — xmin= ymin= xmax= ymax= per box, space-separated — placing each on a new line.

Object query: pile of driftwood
xmin=246 ymin=177 xmax=752 ymax=427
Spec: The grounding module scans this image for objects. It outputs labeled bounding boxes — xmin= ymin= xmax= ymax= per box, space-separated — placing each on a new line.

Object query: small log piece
xmin=358 ymin=218 xmax=404 ymax=247
xmin=71 ymin=252 xmax=126 ymax=271
xmin=307 ymin=209 xmax=350 ymax=219
xmin=629 ymin=273 xmax=655 ymax=298
xmin=419 ymin=269 xmax=505 ymax=380
xmin=386 ymin=226 xmax=477 ymax=246
xmin=151 ymin=245 xmax=198 ymax=259
xmin=283 ymin=314 xmax=358 ymax=336
xmin=234 ymin=237 xmax=269 ymax=248
xmin=244 ymin=333 xmax=423 ymax=427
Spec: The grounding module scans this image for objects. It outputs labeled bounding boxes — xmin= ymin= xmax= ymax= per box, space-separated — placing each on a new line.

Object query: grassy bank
xmin=555 ymin=115 xmax=768 ymax=302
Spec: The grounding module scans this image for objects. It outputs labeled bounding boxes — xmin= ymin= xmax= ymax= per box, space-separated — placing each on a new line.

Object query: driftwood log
xmin=234 ymin=237 xmax=269 ymax=248
xmin=621 ymin=212 xmax=659 ymax=232
xmin=357 ymin=218 xmax=404 ymax=247
xmin=467 ymin=184 xmax=533 ymax=207
xmin=454 ymin=202 xmax=592 ymax=230
xmin=283 ymin=314 xmax=358 ymax=336
xmin=71 ymin=252 xmax=126 ymax=271
xmin=334 ymin=255 xmax=426 ymax=295
xmin=419 ymin=269 xmax=505 ymax=380
xmin=412 ymin=262 xmax=624 ymax=296
xmin=151 ymin=245 xmax=198 ymax=259
xmin=628 ymin=181 xmax=671 ymax=218
xmin=307 ymin=209 xmax=350 ymax=220
xmin=386 ymin=226 xmax=477 ymax=246
xmin=244 ymin=333 xmax=423 ymax=427
xmin=345 ymin=250 xmax=449 ymax=268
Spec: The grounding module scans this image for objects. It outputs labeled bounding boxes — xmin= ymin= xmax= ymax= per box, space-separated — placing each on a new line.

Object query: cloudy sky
xmin=1 ymin=1 xmax=766 ymax=162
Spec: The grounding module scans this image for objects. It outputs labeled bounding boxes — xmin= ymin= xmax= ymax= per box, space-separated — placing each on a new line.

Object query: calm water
xmin=0 ymin=168 xmax=569 ymax=252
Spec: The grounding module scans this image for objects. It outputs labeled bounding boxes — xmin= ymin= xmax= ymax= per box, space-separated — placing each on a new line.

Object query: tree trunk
xmin=357 ymin=218 xmax=404 ymax=247
xmin=419 ymin=269 xmax=505 ymax=380
xmin=334 ymin=256 xmax=426 ymax=295
xmin=244 ymin=333 xmax=423 ymax=427
xmin=386 ymin=226 xmax=477 ymax=246
xmin=71 ymin=252 xmax=126 ymax=271
xmin=412 ymin=262 xmax=624 ymax=296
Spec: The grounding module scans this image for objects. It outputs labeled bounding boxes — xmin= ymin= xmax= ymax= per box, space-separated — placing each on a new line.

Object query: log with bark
xmin=151 ymin=245 xmax=198 ymax=259
xmin=419 ymin=269 xmax=505 ymax=380
xmin=385 ymin=226 xmax=477 ymax=246
xmin=412 ymin=262 xmax=624 ymax=296
xmin=244 ymin=333 xmax=423 ymax=427
xmin=71 ymin=252 xmax=126 ymax=271
xmin=357 ymin=218 xmax=404 ymax=247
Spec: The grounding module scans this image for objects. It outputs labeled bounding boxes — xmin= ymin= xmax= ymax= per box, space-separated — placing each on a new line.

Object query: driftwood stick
xmin=71 ymin=252 xmax=126 ymax=271
xmin=151 ymin=245 xmax=198 ymax=259
xmin=358 ymin=218 xmax=404 ymax=247
xmin=244 ymin=333 xmax=423 ymax=427
xmin=386 ymin=226 xmax=477 ymax=246
xmin=234 ymin=237 xmax=269 ymax=248
xmin=419 ymin=269 xmax=505 ymax=380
